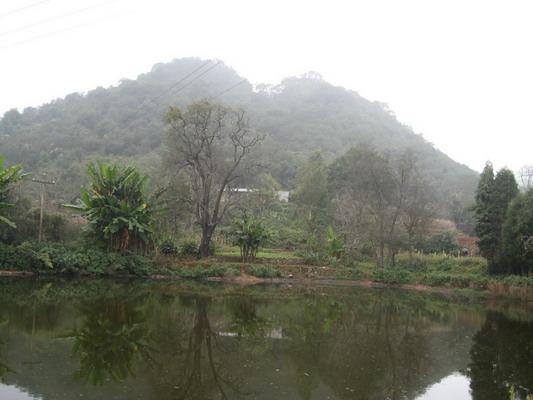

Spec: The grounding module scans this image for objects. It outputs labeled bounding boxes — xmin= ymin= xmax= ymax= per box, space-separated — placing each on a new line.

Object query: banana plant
xmin=229 ymin=211 xmax=270 ymax=262
xmin=66 ymin=162 xmax=163 ymax=253
xmin=0 ymin=157 xmax=29 ymax=228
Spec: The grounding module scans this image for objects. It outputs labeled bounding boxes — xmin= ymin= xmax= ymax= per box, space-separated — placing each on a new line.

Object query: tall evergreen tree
xmin=474 ymin=162 xmax=496 ymax=264
xmin=491 ymin=168 xmax=519 ymax=272
xmin=501 ymin=189 xmax=533 ymax=275
xmin=292 ymin=151 xmax=330 ymax=250
xmin=474 ymin=163 xmax=519 ymax=274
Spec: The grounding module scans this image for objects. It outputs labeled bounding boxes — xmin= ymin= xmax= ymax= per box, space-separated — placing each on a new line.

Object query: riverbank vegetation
xmin=0 ymin=62 xmax=532 ymax=296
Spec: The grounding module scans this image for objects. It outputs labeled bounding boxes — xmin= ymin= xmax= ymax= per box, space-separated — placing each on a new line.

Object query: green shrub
xmin=0 ymin=242 xmax=150 ymax=276
xmin=180 ymin=240 xmax=198 ymax=256
xmin=395 ymin=255 xmax=428 ymax=272
xmin=420 ymin=272 xmax=479 ymax=289
xmin=158 ymin=237 xmax=179 ymax=255
xmin=372 ymin=268 xmax=413 ymax=284
xmin=501 ymin=275 xmax=533 ymax=287
xmin=248 ymin=264 xmax=281 ymax=278
xmin=297 ymin=250 xmax=326 ymax=265
xmin=176 ymin=264 xmax=237 ymax=279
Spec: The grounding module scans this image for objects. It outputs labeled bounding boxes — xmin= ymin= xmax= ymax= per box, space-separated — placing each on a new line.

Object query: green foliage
xmin=248 ymin=264 xmax=282 ymax=278
xmin=66 ymin=162 xmax=160 ymax=253
xmin=0 ymin=157 xmax=29 ymax=228
xmin=326 ymin=225 xmax=345 ymax=259
xmin=0 ymin=58 xmax=477 ymax=224
xmin=473 ymin=163 xmax=519 ymax=274
xmin=175 ymin=264 xmax=238 ymax=279
xmin=0 ymin=242 xmax=150 ymax=275
xmin=371 ymin=268 xmax=413 ymax=284
xmin=228 ymin=212 xmax=270 ymax=262
xmin=501 ymin=190 xmax=533 ymax=275
xmin=292 ymin=152 xmax=330 ymax=251
xmin=157 ymin=237 xmax=178 ymax=255
xmin=180 ymin=240 xmax=198 ymax=256
xmin=423 ymin=231 xmax=460 ymax=254
xmin=296 ymin=249 xmax=326 ymax=265
xmin=474 ymin=162 xmax=496 ymax=260
xmin=0 ymin=201 xmax=79 ymax=245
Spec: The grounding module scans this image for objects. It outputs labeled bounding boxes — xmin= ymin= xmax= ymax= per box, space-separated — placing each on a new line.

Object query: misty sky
xmin=1 ymin=0 xmax=531 ymax=173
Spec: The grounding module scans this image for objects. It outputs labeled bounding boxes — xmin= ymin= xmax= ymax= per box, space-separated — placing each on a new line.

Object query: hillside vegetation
xmin=0 ymin=58 xmax=477 ymax=221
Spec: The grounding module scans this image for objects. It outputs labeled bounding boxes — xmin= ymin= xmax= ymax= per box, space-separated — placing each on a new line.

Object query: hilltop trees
xmin=165 ymin=100 xmax=262 ymax=257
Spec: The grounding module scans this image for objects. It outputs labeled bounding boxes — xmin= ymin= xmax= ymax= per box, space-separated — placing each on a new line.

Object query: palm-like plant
xmin=67 ymin=162 xmax=159 ymax=253
xmin=229 ymin=211 xmax=270 ymax=262
xmin=0 ymin=157 xmax=29 ymax=228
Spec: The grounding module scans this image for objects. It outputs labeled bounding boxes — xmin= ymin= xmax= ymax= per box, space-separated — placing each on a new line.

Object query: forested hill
xmin=0 ymin=57 xmax=477 ymax=214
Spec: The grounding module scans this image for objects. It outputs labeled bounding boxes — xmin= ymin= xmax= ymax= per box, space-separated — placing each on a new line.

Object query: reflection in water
xmin=469 ymin=312 xmax=533 ymax=400
xmin=0 ymin=338 xmax=13 ymax=382
xmin=0 ymin=279 xmax=530 ymax=400
xmin=0 ymin=383 xmax=38 ymax=400
xmin=416 ymin=373 xmax=471 ymax=400
xmin=62 ymin=293 xmax=152 ymax=385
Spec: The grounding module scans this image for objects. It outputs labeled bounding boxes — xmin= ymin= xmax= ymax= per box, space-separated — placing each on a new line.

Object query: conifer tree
xmin=491 ymin=168 xmax=519 ymax=272
xmin=474 ymin=162 xmax=496 ymax=264
xmin=501 ymin=190 xmax=533 ymax=275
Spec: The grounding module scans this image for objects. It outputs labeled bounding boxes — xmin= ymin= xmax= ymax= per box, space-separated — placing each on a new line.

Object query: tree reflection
xmin=0 ymin=338 xmax=14 ymax=382
xmin=163 ymin=296 xmax=247 ymax=400
xmin=65 ymin=294 xmax=152 ymax=385
xmin=284 ymin=293 xmax=438 ymax=400
xmin=227 ymin=295 xmax=269 ymax=339
xmin=469 ymin=312 xmax=533 ymax=400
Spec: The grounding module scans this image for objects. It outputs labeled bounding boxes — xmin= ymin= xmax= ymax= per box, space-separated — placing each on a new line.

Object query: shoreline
xmin=2 ymin=268 xmax=531 ymax=301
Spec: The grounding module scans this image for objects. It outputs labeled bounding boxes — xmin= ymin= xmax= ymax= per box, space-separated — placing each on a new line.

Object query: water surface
xmin=0 ymin=279 xmax=531 ymax=400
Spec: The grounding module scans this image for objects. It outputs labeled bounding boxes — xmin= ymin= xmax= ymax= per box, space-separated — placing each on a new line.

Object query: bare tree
xmin=165 ymin=100 xmax=262 ymax=257
xmin=331 ymin=147 xmax=434 ymax=267
xmin=400 ymin=159 xmax=435 ymax=262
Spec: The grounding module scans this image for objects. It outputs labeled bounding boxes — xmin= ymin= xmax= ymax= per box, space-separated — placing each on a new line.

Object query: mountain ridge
xmin=0 ymin=57 xmax=478 ymax=220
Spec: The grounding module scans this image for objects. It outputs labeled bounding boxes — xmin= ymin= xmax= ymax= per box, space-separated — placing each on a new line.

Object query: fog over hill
xmin=0 ymin=57 xmax=478 ymax=220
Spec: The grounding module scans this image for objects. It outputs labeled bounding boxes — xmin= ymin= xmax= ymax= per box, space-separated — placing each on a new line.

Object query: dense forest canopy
xmin=0 ymin=57 xmax=478 ymax=221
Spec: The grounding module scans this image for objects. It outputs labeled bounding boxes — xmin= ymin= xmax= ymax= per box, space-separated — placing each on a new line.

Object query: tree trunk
xmin=198 ymin=225 xmax=214 ymax=257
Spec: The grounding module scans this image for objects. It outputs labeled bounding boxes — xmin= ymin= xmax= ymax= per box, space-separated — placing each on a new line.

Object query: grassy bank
xmin=1 ymin=242 xmax=531 ymax=298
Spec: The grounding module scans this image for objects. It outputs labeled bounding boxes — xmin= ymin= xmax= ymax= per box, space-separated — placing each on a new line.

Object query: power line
xmin=210 ymin=78 xmax=247 ymax=100
xmin=151 ymin=61 xmax=221 ymax=108
xmin=140 ymin=60 xmax=213 ymax=108
xmin=0 ymin=0 xmax=119 ymax=38
xmin=0 ymin=0 xmax=53 ymax=19
xmin=0 ymin=12 xmax=118 ymax=50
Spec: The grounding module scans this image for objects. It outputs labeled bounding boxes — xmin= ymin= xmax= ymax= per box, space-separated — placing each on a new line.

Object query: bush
xmin=0 ymin=242 xmax=150 ymax=276
xmin=396 ymin=256 xmax=428 ymax=272
xmin=372 ymin=268 xmax=413 ymax=284
xmin=176 ymin=264 xmax=238 ymax=279
xmin=501 ymin=275 xmax=533 ymax=287
xmin=158 ymin=237 xmax=179 ymax=255
xmin=180 ymin=240 xmax=198 ymax=256
xmin=296 ymin=250 xmax=326 ymax=265
xmin=248 ymin=264 xmax=281 ymax=278
xmin=422 ymin=231 xmax=460 ymax=254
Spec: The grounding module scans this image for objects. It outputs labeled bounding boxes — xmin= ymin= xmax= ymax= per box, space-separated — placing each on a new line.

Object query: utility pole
xmin=32 ymin=178 xmax=56 ymax=243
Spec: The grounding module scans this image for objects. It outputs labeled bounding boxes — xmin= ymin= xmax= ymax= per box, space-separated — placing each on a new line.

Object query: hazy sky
xmin=1 ymin=0 xmax=532 ymax=173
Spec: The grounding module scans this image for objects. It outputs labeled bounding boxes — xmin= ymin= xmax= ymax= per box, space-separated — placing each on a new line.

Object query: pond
xmin=0 ymin=279 xmax=531 ymax=400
